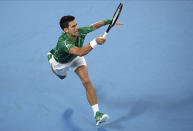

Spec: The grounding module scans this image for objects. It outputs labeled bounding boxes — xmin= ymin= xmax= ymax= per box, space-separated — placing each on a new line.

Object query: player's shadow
xmin=63 ymin=108 xmax=109 ymax=131
xmin=104 ymin=100 xmax=153 ymax=129
xmin=62 ymin=108 xmax=83 ymax=131
xmin=97 ymin=127 xmax=108 ymax=131
xmin=95 ymin=84 xmax=153 ymax=129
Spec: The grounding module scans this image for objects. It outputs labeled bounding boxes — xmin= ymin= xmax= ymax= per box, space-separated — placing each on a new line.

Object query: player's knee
xmin=82 ymin=77 xmax=91 ymax=86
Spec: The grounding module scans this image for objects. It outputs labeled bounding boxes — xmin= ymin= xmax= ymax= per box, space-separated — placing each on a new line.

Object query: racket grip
xmin=103 ymin=32 xmax=108 ymax=38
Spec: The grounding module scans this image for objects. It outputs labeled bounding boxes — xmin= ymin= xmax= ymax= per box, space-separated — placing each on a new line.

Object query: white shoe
xmin=95 ymin=111 xmax=110 ymax=126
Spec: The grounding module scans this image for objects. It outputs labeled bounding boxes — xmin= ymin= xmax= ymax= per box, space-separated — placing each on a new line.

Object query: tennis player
xmin=47 ymin=15 xmax=122 ymax=125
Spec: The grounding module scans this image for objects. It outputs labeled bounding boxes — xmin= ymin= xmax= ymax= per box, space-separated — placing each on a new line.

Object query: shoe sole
xmin=96 ymin=114 xmax=110 ymax=126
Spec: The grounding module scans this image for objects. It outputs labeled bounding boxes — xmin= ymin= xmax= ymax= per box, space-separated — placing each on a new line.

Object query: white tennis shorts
xmin=48 ymin=53 xmax=87 ymax=76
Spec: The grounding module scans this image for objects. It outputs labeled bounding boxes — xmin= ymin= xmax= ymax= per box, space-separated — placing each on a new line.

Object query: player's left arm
xmin=92 ymin=19 xmax=123 ymax=31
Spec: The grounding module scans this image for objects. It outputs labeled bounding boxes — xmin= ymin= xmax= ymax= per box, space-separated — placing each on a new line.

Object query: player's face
xmin=66 ymin=20 xmax=79 ymax=37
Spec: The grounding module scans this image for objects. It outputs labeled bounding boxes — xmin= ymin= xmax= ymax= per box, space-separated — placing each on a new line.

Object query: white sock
xmin=92 ymin=104 xmax=99 ymax=117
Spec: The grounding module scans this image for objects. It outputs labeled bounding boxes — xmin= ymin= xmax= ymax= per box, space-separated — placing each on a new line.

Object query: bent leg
xmin=50 ymin=64 xmax=66 ymax=80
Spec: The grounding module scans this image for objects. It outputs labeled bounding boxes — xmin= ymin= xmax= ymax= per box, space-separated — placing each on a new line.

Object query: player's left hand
xmin=114 ymin=22 xmax=123 ymax=28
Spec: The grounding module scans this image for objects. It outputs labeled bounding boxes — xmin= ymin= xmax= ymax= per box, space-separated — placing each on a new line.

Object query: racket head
xmin=106 ymin=3 xmax=123 ymax=33
xmin=110 ymin=3 xmax=123 ymax=27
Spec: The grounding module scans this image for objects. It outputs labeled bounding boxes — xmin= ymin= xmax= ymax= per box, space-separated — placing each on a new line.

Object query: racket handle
xmin=103 ymin=32 xmax=108 ymax=38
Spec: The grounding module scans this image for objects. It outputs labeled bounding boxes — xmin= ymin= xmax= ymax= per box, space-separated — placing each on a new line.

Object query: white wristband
xmin=90 ymin=39 xmax=97 ymax=48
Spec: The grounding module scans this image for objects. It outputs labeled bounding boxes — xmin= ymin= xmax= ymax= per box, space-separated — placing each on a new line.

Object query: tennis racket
xmin=103 ymin=3 xmax=123 ymax=38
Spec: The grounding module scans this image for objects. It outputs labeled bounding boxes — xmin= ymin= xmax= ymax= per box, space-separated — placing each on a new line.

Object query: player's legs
xmin=75 ymin=65 xmax=97 ymax=105
xmin=75 ymin=65 xmax=109 ymax=125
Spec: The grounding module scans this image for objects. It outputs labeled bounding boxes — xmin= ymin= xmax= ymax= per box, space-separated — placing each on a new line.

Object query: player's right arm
xmin=69 ymin=36 xmax=106 ymax=56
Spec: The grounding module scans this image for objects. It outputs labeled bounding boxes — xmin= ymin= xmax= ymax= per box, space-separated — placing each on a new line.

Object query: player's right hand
xmin=95 ymin=36 xmax=106 ymax=45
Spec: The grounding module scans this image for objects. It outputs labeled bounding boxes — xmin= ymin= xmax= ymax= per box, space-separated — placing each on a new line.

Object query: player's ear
xmin=63 ymin=28 xmax=68 ymax=33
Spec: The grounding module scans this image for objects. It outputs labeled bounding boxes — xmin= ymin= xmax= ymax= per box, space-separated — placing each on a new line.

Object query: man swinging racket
xmin=47 ymin=15 xmax=122 ymax=125
xmin=47 ymin=3 xmax=123 ymax=125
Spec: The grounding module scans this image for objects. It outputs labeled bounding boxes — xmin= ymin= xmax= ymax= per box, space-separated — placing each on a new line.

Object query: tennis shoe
xmin=95 ymin=111 xmax=110 ymax=126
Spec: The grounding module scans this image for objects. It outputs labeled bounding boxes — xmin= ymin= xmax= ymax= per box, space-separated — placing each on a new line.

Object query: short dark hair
xmin=59 ymin=15 xmax=75 ymax=30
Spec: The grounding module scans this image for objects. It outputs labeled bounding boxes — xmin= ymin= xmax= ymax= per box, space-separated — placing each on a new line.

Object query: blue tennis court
xmin=0 ymin=0 xmax=193 ymax=131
